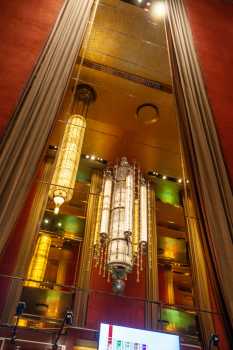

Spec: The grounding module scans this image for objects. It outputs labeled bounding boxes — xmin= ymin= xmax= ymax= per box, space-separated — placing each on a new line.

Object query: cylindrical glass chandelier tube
xmin=108 ymin=158 xmax=133 ymax=270
xmin=93 ymin=193 xmax=103 ymax=247
xmin=133 ymin=198 xmax=140 ymax=256
xmin=140 ymin=180 xmax=148 ymax=243
xmin=49 ymin=115 xmax=86 ymax=213
xmin=100 ymin=173 xmax=112 ymax=238
xmin=124 ymin=171 xmax=134 ymax=236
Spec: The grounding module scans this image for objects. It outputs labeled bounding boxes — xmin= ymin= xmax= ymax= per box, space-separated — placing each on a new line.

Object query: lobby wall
xmin=87 ymin=259 xmax=146 ymax=329
xmin=0 ymin=0 xmax=63 ymax=315
xmin=0 ymin=0 xmax=64 ymax=136
xmin=184 ymin=0 xmax=233 ymax=183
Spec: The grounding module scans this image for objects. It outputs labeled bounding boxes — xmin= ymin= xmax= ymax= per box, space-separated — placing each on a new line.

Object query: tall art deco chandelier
xmin=94 ymin=157 xmax=154 ymax=293
xmin=49 ymin=84 xmax=95 ymax=214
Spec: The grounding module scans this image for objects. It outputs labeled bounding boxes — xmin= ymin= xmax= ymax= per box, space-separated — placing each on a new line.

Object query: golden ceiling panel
xmin=78 ymin=66 xmax=181 ymax=176
xmin=49 ymin=0 xmax=182 ymax=178
xmin=83 ymin=0 xmax=171 ymax=84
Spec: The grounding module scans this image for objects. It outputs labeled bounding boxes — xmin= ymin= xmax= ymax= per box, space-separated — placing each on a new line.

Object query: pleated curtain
xmin=146 ymin=188 xmax=159 ymax=330
xmin=184 ymin=196 xmax=215 ymax=347
xmin=1 ymin=160 xmax=53 ymax=322
xmin=0 ymin=0 xmax=94 ymax=255
xmin=165 ymin=0 xmax=233 ymax=333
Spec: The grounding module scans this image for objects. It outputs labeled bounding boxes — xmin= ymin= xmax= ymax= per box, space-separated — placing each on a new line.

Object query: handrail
xmin=0 ymin=273 xmax=221 ymax=316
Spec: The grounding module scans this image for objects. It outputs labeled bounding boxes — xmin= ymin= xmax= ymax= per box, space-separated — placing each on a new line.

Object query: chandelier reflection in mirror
xmin=94 ymin=157 xmax=153 ymax=293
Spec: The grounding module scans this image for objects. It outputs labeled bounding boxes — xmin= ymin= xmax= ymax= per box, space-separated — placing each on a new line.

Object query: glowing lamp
xmin=49 ymin=114 xmax=86 ymax=214
xmin=96 ymin=158 xmax=152 ymax=292
xmin=100 ymin=172 xmax=113 ymax=238
xmin=151 ymin=1 xmax=166 ymax=18
xmin=140 ymin=179 xmax=148 ymax=243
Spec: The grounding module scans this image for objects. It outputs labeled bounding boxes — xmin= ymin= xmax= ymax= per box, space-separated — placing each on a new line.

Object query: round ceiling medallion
xmin=135 ymin=103 xmax=159 ymax=125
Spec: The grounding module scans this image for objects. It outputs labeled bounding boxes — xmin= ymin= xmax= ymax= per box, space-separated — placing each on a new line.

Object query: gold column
xmin=164 ymin=264 xmax=175 ymax=305
xmin=73 ymin=170 xmax=102 ymax=326
xmin=184 ymin=194 xmax=215 ymax=346
xmin=56 ymin=248 xmax=73 ymax=286
xmin=2 ymin=159 xmax=53 ymax=323
xmin=25 ymin=233 xmax=51 ymax=287
xmin=146 ymin=187 xmax=159 ymax=329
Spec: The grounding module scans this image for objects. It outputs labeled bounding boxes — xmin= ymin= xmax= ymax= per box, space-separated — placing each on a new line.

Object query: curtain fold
xmin=165 ymin=0 xmax=233 ymax=332
xmin=1 ymin=160 xmax=53 ymax=322
xmin=183 ymin=196 xmax=215 ymax=347
xmin=146 ymin=188 xmax=159 ymax=330
xmin=0 ymin=0 xmax=94 ymax=255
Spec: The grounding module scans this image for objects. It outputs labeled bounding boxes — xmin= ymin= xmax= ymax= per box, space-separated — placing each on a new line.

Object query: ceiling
xmin=82 ymin=0 xmax=171 ymax=84
xmin=57 ymin=0 xmax=182 ymax=178
xmin=48 ymin=0 xmax=185 ymax=233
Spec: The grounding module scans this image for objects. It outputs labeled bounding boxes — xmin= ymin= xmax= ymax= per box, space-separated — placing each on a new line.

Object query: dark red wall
xmin=0 ymin=0 xmax=64 ymax=135
xmin=184 ymin=0 xmax=233 ymax=183
xmin=0 ymin=0 xmax=64 ymax=313
xmin=87 ymin=259 xmax=146 ymax=329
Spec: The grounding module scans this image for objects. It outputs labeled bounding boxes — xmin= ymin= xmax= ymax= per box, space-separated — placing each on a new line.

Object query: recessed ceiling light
xmin=151 ymin=1 xmax=166 ymax=18
xmin=162 ymin=175 xmax=167 ymax=180
xmin=85 ymin=154 xmax=90 ymax=159
xmin=136 ymin=103 xmax=159 ymax=125
xmin=178 ymin=178 xmax=182 ymax=183
xmin=91 ymin=155 xmax=96 ymax=160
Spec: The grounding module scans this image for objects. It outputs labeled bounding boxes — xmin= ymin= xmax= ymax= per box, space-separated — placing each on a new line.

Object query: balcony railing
xmin=0 ymin=273 xmax=224 ymax=349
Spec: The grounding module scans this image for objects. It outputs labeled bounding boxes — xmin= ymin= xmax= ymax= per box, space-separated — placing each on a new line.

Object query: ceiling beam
xmin=80 ymin=58 xmax=173 ymax=94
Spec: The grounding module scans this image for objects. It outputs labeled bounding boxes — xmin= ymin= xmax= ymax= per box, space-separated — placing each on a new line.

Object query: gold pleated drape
xmin=0 ymin=0 xmax=94 ymax=256
xmin=183 ymin=195 xmax=215 ymax=347
xmin=1 ymin=160 xmax=53 ymax=323
xmin=146 ymin=188 xmax=159 ymax=329
xmin=165 ymin=0 xmax=233 ymax=333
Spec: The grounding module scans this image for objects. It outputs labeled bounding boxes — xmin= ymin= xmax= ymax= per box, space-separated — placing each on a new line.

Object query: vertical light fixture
xmin=96 ymin=157 xmax=152 ymax=293
xmin=49 ymin=84 xmax=96 ymax=214
xmin=49 ymin=115 xmax=86 ymax=214
xmin=107 ymin=158 xmax=134 ymax=287
xmin=100 ymin=171 xmax=113 ymax=239
xmin=25 ymin=233 xmax=51 ymax=287
xmin=140 ymin=179 xmax=148 ymax=244
xmin=124 ymin=169 xmax=134 ymax=237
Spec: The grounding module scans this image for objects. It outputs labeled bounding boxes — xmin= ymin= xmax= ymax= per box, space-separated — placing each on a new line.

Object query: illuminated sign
xmin=99 ymin=324 xmax=180 ymax=350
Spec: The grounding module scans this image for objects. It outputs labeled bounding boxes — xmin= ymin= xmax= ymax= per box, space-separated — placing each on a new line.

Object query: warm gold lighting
xmin=17 ymin=318 xmax=28 ymax=327
xmin=49 ymin=115 xmax=86 ymax=214
xmin=25 ymin=234 xmax=51 ymax=287
xmin=94 ymin=193 xmax=103 ymax=247
xmin=140 ymin=180 xmax=148 ymax=243
xmin=95 ymin=158 xmax=153 ymax=292
xmin=132 ymin=199 xmax=140 ymax=257
xmin=151 ymin=1 xmax=166 ymax=18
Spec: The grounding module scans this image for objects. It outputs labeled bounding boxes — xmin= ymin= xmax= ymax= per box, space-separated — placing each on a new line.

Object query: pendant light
xmin=49 ymin=84 xmax=96 ymax=214
xmin=95 ymin=157 xmax=152 ymax=293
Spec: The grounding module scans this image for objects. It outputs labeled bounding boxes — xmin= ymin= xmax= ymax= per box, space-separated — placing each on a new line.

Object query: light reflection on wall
xmin=25 ymin=234 xmax=51 ymax=287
